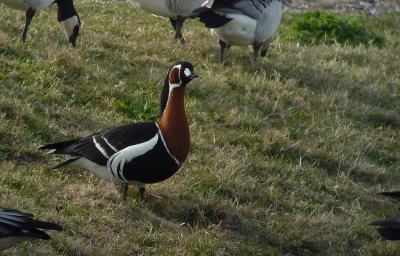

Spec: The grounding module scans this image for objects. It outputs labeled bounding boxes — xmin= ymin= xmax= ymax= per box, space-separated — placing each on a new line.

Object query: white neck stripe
xmin=155 ymin=123 xmax=181 ymax=165
xmin=162 ymin=64 xmax=183 ymax=116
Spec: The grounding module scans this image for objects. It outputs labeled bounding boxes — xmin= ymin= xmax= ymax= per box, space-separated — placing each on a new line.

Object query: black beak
xmin=190 ymin=72 xmax=199 ymax=79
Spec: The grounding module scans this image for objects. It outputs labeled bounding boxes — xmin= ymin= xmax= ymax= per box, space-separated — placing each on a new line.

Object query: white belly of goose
xmin=133 ymin=0 xmax=204 ymax=18
xmin=211 ymin=13 xmax=257 ymax=46
xmin=1 ymin=0 xmax=54 ymax=10
xmin=67 ymin=157 xmax=116 ymax=184
xmin=133 ymin=0 xmax=177 ymax=18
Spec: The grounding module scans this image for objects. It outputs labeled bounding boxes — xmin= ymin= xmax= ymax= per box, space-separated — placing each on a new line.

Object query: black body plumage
xmin=40 ymin=122 xmax=180 ymax=184
xmin=370 ymin=216 xmax=400 ymax=240
xmin=55 ymin=0 xmax=80 ymax=22
xmin=379 ymin=191 xmax=400 ymax=201
xmin=0 ymin=207 xmax=62 ymax=251
xmin=370 ymin=191 xmax=400 ymax=240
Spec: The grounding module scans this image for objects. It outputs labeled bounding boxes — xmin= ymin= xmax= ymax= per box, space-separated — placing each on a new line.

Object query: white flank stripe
xmin=102 ymin=135 xmax=118 ymax=152
xmin=93 ymin=137 xmax=110 ymax=158
xmin=155 ymin=123 xmax=181 ymax=165
xmin=45 ymin=149 xmax=56 ymax=155
xmin=107 ymin=134 xmax=159 ymax=182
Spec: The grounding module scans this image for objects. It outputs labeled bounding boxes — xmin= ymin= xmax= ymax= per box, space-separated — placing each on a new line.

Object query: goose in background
xmin=0 ymin=207 xmax=62 ymax=251
xmin=370 ymin=191 xmax=400 ymax=240
xmin=192 ymin=0 xmax=283 ymax=63
xmin=0 ymin=0 xmax=80 ymax=46
xmin=132 ymin=0 xmax=205 ymax=43
xmin=39 ymin=61 xmax=198 ymax=201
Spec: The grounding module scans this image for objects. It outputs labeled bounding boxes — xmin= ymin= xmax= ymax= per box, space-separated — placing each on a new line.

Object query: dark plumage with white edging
xmin=0 ymin=207 xmax=62 ymax=251
xmin=39 ymin=61 xmax=198 ymax=201
xmin=0 ymin=0 xmax=80 ymax=46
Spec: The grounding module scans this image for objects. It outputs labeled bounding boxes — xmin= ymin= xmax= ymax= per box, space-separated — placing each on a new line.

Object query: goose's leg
xmin=252 ymin=42 xmax=262 ymax=63
xmin=261 ymin=39 xmax=272 ymax=58
xmin=139 ymin=186 xmax=145 ymax=202
xmin=22 ymin=7 xmax=36 ymax=42
xmin=121 ymin=184 xmax=128 ymax=201
xmin=175 ymin=15 xmax=186 ymax=43
xmin=219 ymin=39 xmax=227 ymax=63
xmin=169 ymin=18 xmax=177 ymax=31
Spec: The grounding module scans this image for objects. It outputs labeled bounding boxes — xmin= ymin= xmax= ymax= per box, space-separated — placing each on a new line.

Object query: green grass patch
xmin=289 ymin=11 xmax=386 ymax=47
xmin=0 ymin=1 xmax=399 ymax=255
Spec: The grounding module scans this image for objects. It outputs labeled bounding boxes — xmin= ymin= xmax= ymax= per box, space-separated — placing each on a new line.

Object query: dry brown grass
xmin=0 ymin=1 xmax=399 ymax=255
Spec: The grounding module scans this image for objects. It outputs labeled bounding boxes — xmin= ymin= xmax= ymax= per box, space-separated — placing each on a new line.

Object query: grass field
xmin=0 ymin=1 xmax=399 ymax=255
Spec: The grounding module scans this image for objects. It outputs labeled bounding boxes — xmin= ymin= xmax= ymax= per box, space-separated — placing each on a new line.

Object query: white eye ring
xmin=184 ymin=68 xmax=191 ymax=77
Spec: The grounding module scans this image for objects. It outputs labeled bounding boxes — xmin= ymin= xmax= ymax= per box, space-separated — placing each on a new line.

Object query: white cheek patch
xmin=184 ymin=68 xmax=191 ymax=77
xmin=59 ymin=16 xmax=79 ymax=38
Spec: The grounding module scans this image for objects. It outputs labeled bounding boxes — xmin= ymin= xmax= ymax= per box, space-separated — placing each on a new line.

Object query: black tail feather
xmin=379 ymin=191 xmax=400 ymax=201
xmin=376 ymin=228 xmax=400 ymax=240
xmin=370 ymin=217 xmax=400 ymax=240
xmin=190 ymin=7 xmax=232 ymax=28
xmin=22 ymin=220 xmax=63 ymax=239
xmin=34 ymin=220 xmax=63 ymax=232
xmin=39 ymin=138 xmax=80 ymax=151
xmin=39 ymin=138 xmax=80 ymax=155
xmin=48 ymin=158 xmax=78 ymax=171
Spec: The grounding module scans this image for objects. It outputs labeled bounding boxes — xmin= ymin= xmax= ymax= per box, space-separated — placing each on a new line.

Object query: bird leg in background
xmin=22 ymin=8 xmax=36 ymax=42
xmin=252 ymin=42 xmax=262 ymax=63
xmin=169 ymin=18 xmax=177 ymax=31
xmin=261 ymin=38 xmax=273 ymax=58
xmin=219 ymin=39 xmax=227 ymax=63
xmin=175 ymin=15 xmax=186 ymax=43
xmin=139 ymin=186 xmax=145 ymax=202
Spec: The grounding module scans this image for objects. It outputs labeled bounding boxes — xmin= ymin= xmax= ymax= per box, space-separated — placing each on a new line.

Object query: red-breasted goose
xmin=39 ymin=61 xmax=198 ymax=201
xmin=0 ymin=207 xmax=62 ymax=251
xmin=192 ymin=0 xmax=283 ymax=63
xmin=0 ymin=0 xmax=80 ymax=46
xmin=132 ymin=0 xmax=204 ymax=43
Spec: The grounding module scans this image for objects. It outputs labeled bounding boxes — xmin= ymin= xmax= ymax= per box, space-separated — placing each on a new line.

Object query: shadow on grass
xmin=242 ymin=53 xmax=399 ymax=129
xmin=263 ymin=142 xmax=388 ymax=185
xmin=127 ymin=193 xmax=322 ymax=255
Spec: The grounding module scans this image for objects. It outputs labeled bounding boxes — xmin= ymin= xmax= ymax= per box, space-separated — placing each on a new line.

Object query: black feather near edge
xmin=190 ymin=7 xmax=233 ymax=28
